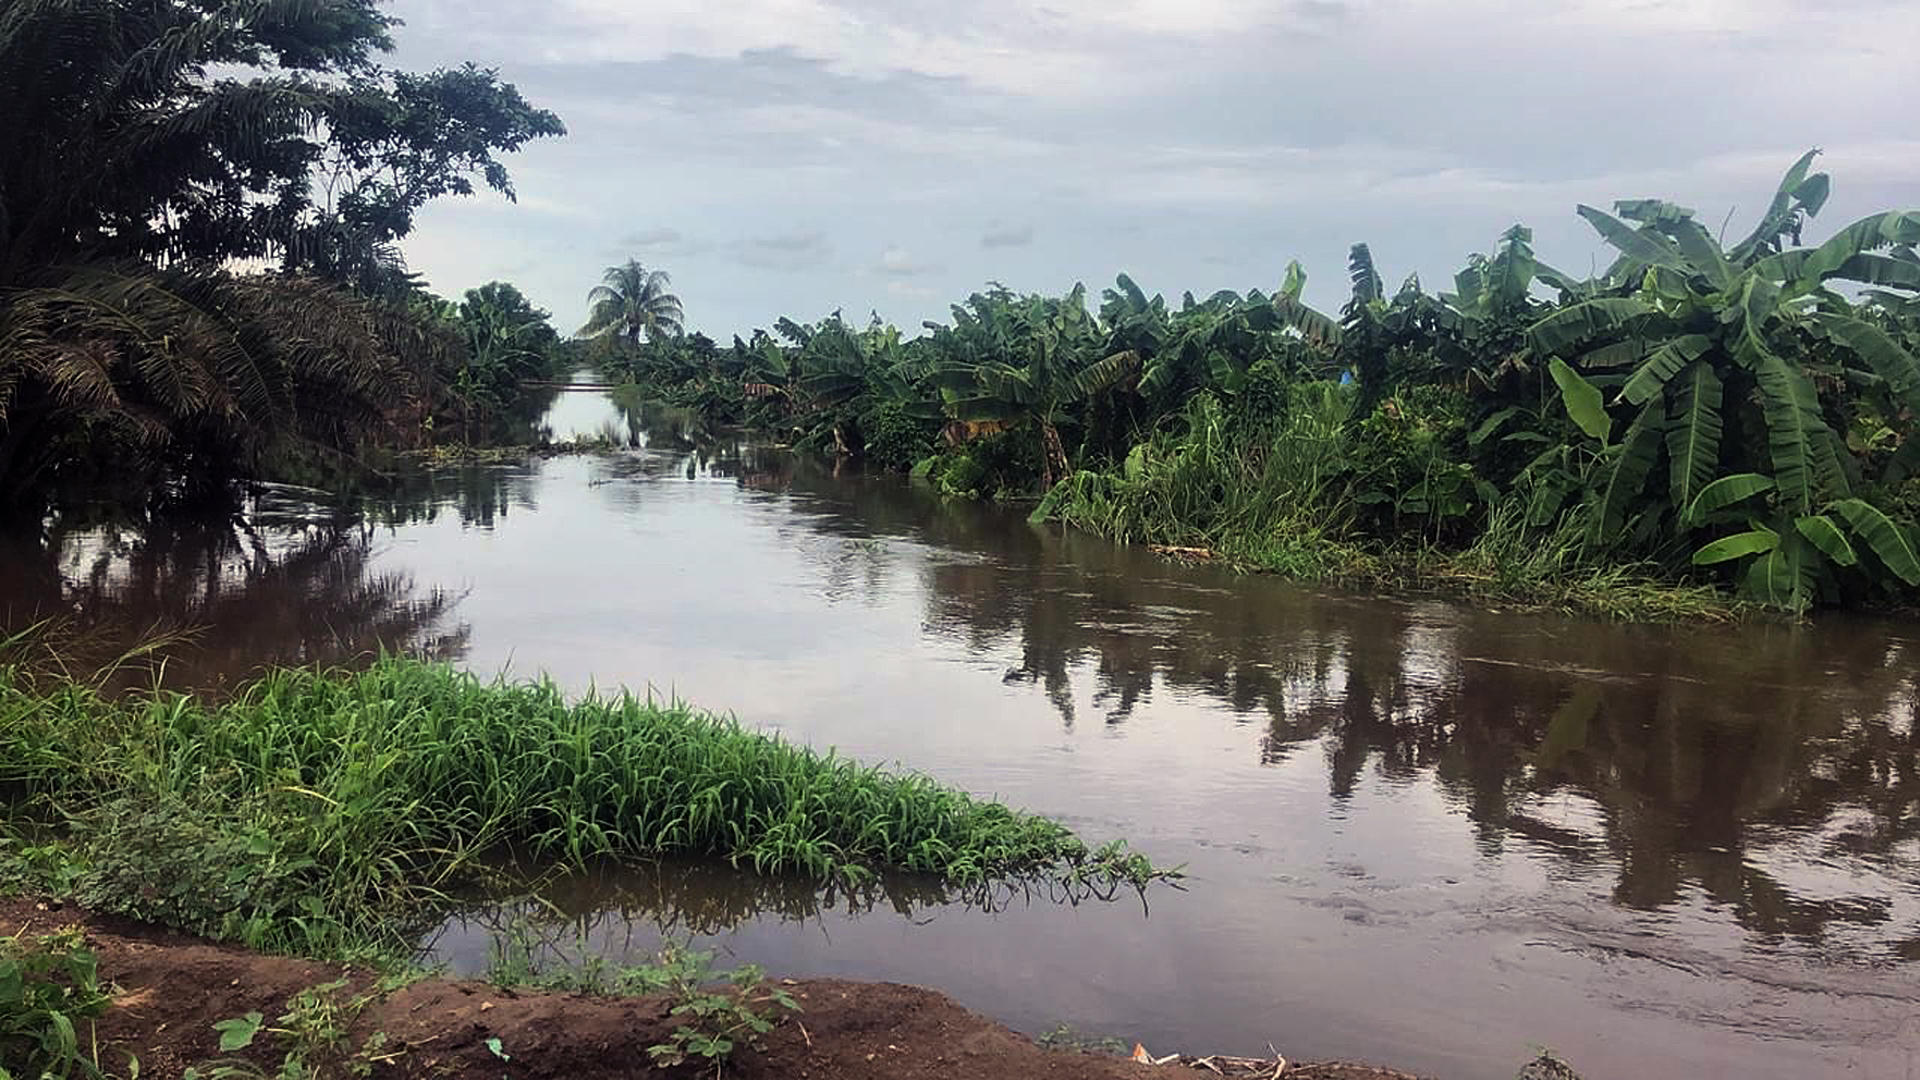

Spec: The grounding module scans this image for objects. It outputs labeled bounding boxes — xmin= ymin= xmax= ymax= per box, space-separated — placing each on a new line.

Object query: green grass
xmin=0 ymin=658 xmax=1170 ymax=959
xmin=1036 ymin=391 xmax=1744 ymax=625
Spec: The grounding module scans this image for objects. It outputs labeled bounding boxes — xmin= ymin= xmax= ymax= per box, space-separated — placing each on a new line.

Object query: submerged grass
xmin=0 ymin=658 xmax=1170 ymax=959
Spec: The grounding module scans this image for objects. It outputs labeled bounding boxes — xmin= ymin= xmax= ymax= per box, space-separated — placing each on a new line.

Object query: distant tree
xmin=578 ymin=261 xmax=685 ymax=346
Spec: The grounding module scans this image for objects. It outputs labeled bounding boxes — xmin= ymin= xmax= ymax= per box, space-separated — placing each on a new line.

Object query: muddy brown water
xmin=5 ymin=390 xmax=1918 ymax=1078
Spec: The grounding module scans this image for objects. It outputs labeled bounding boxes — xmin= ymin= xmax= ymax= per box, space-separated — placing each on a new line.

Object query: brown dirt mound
xmin=1 ymin=899 xmax=1427 ymax=1080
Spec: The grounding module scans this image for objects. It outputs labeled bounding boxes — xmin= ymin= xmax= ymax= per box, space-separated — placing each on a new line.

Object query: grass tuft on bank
xmin=0 ymin=658 xmax=1169 ymax=959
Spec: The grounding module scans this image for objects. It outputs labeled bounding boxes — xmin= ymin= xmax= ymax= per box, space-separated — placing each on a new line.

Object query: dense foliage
xmin=0 ymin=0 xmax=563 ymax=520
xmin=601 ymin=156 xmax=1920 ymax=613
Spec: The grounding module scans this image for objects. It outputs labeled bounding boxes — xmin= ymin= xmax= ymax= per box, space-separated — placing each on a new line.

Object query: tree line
xmin=0 ymin=0 xmax=569 ymax=522
xmin=592 ymin=156 xmax=1920 ymax=613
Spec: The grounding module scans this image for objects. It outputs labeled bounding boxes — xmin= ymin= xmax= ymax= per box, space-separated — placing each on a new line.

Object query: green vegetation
xmin=0 ymin=927 xmax=123 ymax=1080
xmin=635 ymin=945 xmax=800 ymax=1075
xmin=0 ymin=0 xmax=565 ymax=520
xmin=485 ymin=931 xmax=798 ymax=1075
xmin=0 ymin=657 xmax=1170 ymax=962
xmin=594 ymin=156 xmax=1920 ymax=615
xmin=186 ymin=979 xmax=399 ymax=1080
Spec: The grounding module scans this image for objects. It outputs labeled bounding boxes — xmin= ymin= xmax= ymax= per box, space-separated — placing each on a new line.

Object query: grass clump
xmin=0 ymin=658 xmax=1171 ymax=957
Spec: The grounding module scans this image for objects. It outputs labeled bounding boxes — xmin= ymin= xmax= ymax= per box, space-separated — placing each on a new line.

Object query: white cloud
xmin=873 ymin=246 xmax=940 ymax=276
xmin=385 ymin=0 xmax=1920 ymax=335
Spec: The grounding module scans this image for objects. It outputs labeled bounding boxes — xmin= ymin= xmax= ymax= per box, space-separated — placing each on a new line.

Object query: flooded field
xmin=7 ymin=390 xmax=1918 ymax=1079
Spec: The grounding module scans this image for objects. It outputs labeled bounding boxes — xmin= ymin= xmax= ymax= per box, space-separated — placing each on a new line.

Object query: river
xmin=6 ymin=387 xmax=1917 ymax=1079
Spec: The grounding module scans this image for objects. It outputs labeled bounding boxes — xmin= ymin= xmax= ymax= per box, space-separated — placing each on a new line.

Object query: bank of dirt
xmin=3 ymin=899 xmax=1423 ymax=1080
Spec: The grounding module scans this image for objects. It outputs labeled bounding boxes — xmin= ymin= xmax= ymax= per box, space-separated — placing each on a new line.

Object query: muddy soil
xmin=1 ymin=899 xmax=1425 ymax=1080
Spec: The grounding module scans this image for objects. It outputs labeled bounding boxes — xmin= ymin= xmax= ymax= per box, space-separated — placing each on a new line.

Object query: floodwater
xmin=6 ymin=389 xmax=1919 ymax=1078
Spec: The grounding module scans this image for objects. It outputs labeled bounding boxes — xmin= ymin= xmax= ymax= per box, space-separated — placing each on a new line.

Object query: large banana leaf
xmin=1730 ymin=150 xmax=1826 ymax=263
xmin=1812 ymin=313 xmax=1920 ymax=414
xmin=1594 ymin=400 xmax=1664 ymax=541
xmin=1620 ymin=334 xmax=1713 ymax=405
xmin=1279 ymin=260 xmax=1307 ymax=302
xmin=1741 ymin=534 xmax=1817 ymax=612
xmin=1686 ymin=472 xmax=1774 ymax=523
xmin=1532 ymin=261 xmax=1593 ymax=298
xmin=1548 ymin=357 xmax=1610 ymax=443
xmin=1664 ymin=216 xmax=1734 ymax=288
xmin=1273 ymin=294 xmax=1341 ymax=348
xmin=1664 ymin=360 xmax=1723 ymax=513
xmin=1489 ymin=225 xmax=1537 ymax=306
xmin=1831 ymin=498 xmax=1920 ymax=585
xmin=1577 ymin=205 xmax=1690 ymax=275
xmin=1828 ymin=252 xmax=1920 ymax=291
xmin=1347 ymin=243 xmax=1383 ymax=305
xmin=1795 ymin=211 xmax=1920 ymax=280
xmin=1692 ymin=528 xmax=1779 ymax=565
xmin=1794 ymin=515 xmax=1857 ymax=566
xmin=1527 ymin=298 xmax=1657 ymax=357
xmin=1753 ymin=351 xmax=1823 ymax=513
xmin=1576 ymin=339 xmax=1649 ymax=369
xmin=1067 ymin=349 xmax=1139 ymax=398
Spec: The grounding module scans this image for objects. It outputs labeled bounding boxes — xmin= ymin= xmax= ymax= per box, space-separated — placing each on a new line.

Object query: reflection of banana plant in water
xmin=1528 ymin=152 xmax=1920 ymax=610
xmin=926 ymin=284 xmax=1138 ymax=490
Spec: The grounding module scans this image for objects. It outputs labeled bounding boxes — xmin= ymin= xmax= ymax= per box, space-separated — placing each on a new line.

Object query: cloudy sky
xmin=385 ymin=0 xmax=1919 ymax=338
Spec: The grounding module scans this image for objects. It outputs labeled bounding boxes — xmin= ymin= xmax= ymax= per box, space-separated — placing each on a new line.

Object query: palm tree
xmin=578 ymin=261 xmax=685 ymax=346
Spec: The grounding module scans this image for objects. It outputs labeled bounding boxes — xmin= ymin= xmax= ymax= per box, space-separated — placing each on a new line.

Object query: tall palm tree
xmin=578 ymin=261 xmax=685 ymax=346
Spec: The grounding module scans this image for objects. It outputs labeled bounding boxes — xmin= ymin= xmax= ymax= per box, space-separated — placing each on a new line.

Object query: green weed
xmin=1034 ymin=1023 xmax=1129 ymax=1056
xmin=185 ymin=979 xmax=399 ymax=1080
xmin=629 ymin=943 xmax=799 ymax=1076
xmin=480 ymin=920 xmax=799 ymax=1077
xmin=0 ymin=927 xmax=126 ymax=1080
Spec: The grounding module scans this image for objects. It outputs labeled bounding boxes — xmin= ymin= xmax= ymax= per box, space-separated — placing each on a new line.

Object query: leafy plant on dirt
xmin=185 ymin=980 xmax=397 ymax=1080
xmin=0 ymin=928 xmax=121 ymax=1080
xmin=478 ymin=926 xmax=799 ymax=1077
xmin=1034 ymin=1023 xmax=1130 ymax=1056
xmin=625 ymin=943 xmax=800 ymax=1076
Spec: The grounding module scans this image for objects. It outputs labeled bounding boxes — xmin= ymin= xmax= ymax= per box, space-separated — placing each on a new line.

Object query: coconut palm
xmin=578 ymin=261 xmax=685 ymax=346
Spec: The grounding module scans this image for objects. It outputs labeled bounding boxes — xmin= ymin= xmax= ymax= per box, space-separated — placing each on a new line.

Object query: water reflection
xmin=365 ymin=463 xmax=543 ymax=530
xmin=429 ymin=856 xmax=1156 ymax=965
xmin=720 ymin=459 xmax=1920 ymax=963
xmin=0 ymin=499 xmax=469 ymax=689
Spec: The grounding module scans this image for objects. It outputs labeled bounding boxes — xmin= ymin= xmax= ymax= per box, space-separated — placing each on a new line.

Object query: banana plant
xmin=924 ymin=284 xmax=1137 ymax=489
xmin=1097 ymin=265 xmax=1339 ymax=411
xmin=1529 ymin=151 xmax=1920 ymax=609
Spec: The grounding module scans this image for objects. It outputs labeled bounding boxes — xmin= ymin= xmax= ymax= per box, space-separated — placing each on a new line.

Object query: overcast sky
xmin=385 ymin=0 xmax=1920 ymax=338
